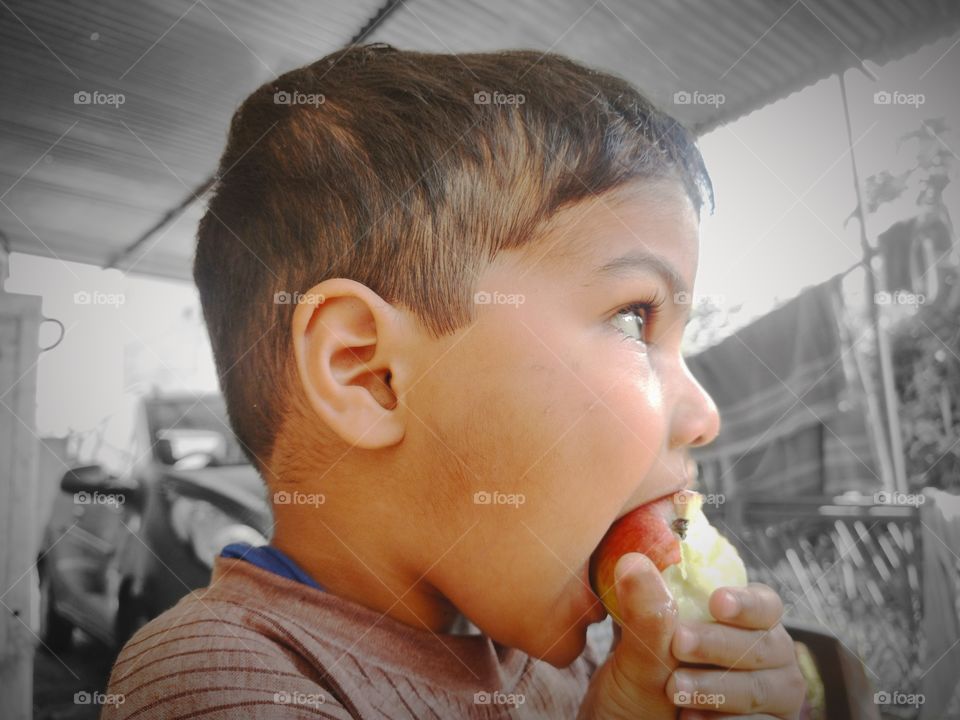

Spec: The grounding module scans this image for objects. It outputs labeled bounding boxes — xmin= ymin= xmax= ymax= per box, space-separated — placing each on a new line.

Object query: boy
xmin=104 ymin=45 xmax=806 ymax=718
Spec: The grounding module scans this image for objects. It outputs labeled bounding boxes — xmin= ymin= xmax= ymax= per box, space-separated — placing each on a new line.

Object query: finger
xmin=672 ymin=621 xmax=795 ymax=670
xmin=667 ymin=665 xmax=807 ymax=717
xmin=709 ymin=583 xmax=784 ymax=629
xmin=608 ymin=553 xmax=679 ymax=701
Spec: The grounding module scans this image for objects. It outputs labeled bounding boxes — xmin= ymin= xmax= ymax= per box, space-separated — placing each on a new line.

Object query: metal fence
xmin=706 ymin=494 xmax=929 ymax=719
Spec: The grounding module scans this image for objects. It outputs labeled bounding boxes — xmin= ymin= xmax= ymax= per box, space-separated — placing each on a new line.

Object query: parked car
xmin=37 ymin=393 xmax=272 ymax=651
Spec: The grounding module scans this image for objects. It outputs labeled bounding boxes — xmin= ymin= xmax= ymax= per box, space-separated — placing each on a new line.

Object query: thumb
xmin=609 ymin=553 xmax=679 ymax=708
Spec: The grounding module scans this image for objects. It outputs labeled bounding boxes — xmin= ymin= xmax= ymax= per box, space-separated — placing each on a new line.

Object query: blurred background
xmin=1 ymin=1 xmax=959 ymax=718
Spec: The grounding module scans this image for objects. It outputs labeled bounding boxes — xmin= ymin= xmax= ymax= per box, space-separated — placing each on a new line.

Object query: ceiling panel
xmin=2 ymin=0 xmax=958 ymax=281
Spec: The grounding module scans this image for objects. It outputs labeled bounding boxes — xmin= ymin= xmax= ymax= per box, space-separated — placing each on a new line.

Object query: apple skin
xmin=589 ymin=493 xmax=686 ymax=623
xmin=588 ymin=489 xmax=749 ymax=624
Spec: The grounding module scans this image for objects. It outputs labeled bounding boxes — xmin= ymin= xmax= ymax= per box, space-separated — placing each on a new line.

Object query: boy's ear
xmin=290 ymin=279 xmax=407 ymax=449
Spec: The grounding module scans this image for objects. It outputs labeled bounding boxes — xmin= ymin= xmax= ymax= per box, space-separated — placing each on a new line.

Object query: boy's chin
xmin=514 ymin=622 xmax=592 ymax=668
xmin=502 ymin=580 xmax=608 ymax=667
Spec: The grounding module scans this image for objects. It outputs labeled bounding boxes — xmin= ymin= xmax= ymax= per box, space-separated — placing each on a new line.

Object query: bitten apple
xmin=589 ymin=490 xmax=747 ymax=623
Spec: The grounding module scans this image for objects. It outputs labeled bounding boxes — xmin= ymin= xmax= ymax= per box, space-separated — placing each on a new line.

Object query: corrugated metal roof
xmin=0 ymin=0 xmax=385 ymax=279
xmin=2 ymin=0 xmax=959 ymax=280
xmin=366 ymin=0 xmax=960 ymax=132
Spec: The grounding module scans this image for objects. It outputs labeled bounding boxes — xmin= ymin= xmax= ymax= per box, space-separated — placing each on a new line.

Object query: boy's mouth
xmin=583 ymin=481 xmax=690 ymax=596
xmin=610 ymin=479 xmax=693 ymax=525
xmin=579 ymin=480 xmax=692 ymax=621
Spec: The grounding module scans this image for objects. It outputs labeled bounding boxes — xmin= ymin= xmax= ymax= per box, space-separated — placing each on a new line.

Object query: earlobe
xmin=290 ymin=279 xmax=406 ymax=449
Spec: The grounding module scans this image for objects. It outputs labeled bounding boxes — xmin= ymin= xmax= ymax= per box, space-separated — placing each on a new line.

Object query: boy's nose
xmin=669 ymin=359 xmax=721 ymax=450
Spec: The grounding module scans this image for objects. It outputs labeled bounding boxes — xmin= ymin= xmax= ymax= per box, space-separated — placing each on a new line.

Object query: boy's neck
xmin=271 ymin=524 xmax=472 ymax=637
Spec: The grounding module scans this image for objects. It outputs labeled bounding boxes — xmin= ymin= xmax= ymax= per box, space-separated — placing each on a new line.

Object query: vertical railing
xmin=706 ymin=494 xmax=925 ymax=719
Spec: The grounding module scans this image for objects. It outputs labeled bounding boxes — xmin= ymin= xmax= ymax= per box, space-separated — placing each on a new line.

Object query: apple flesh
xmin=589 ymin=490 xmax=748 ymax=623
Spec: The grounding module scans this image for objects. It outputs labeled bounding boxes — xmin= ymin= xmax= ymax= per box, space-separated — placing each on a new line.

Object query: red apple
xmin=589 ymin=490 xmax=747 ymax=623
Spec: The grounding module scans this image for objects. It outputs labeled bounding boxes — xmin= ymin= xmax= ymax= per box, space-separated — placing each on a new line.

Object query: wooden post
xmin=0 ymin=278 xmax=42 ymax=720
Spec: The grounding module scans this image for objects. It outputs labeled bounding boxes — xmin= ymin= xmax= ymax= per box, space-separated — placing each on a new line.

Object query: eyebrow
xmin=586 ymin=249 xmax=690 ymax=299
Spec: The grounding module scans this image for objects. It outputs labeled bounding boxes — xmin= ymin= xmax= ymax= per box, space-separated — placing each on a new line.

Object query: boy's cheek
xmin=426 ymin=323 xmax=666 ymax=574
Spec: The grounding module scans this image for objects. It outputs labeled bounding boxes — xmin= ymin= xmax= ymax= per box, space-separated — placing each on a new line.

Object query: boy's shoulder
xmin=101 ymin=558 xmax=359 ymax=718
xmin=102 ymin=557 xmax=609 ymax=718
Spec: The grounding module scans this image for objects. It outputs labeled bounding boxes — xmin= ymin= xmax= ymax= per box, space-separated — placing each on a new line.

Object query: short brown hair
xmin=194 ymin=44 xmax=713 ymax=475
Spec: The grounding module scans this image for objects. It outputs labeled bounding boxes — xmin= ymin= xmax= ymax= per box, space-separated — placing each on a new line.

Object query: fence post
xmin=0 ymin=287 xmax=42 ymax=720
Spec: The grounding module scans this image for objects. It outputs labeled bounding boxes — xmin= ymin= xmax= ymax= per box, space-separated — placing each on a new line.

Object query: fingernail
xmin=719 ymin=590 xmax=740 ymax=618
xmin=673 ymin=671 xmax=694 ymax=695
xmin=675 ymin=625 xmax=697 ymax=654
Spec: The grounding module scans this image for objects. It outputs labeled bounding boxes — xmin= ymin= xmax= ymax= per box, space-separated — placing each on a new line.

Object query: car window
xmin=147 ymin=396 xmax=249 ymax=466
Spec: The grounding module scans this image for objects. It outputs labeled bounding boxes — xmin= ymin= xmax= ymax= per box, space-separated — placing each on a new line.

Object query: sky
xmin=5 ymin=255 xmax=217 ymax=467
xmin=4 ymin=29 xmax=959 ymax=460
xmin=694 ymin=30 xmax=960 ymax=338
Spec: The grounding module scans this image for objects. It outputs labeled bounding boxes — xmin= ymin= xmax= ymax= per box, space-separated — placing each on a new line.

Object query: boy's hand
xmin=577 ymin=553 xmax=681 ymax=719
xmin=665 ymin=583 xmax=807 ymax=719
xmin=577 ymin=553 xmax=807 ymax=720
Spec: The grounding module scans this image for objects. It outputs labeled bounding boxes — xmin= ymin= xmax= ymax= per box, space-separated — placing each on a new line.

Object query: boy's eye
xmin=611 ymin=302 xmax=653 ymax=343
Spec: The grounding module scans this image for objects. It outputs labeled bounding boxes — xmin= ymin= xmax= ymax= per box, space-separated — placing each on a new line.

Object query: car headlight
xmin=170 ymin=496 xmax=268 ymax=568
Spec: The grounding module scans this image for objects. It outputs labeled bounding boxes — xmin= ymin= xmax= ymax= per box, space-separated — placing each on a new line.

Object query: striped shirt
xmin=102 ymin=555 xmax=608 ymax=718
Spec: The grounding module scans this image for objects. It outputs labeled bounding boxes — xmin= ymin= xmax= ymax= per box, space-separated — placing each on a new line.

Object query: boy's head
xmin=195 ymin=44 xmax=720 ymax=666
